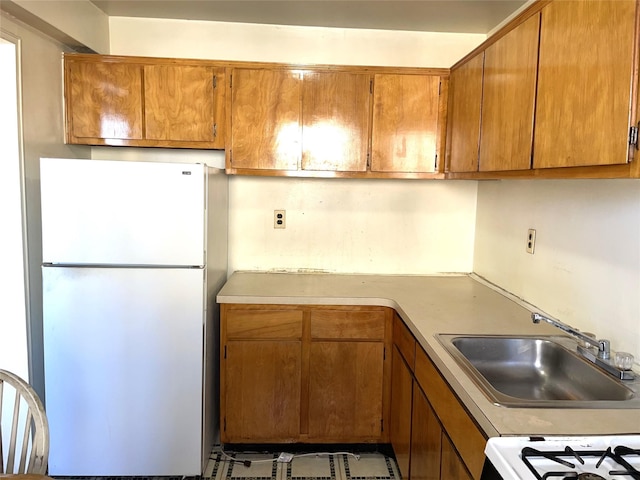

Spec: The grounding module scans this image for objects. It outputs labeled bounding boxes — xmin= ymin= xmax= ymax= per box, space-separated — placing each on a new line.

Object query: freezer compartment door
xmin=40 ymin=158 xmax=205 ymax=266
xmin=43 ymin=267 xmax=204 ymax=476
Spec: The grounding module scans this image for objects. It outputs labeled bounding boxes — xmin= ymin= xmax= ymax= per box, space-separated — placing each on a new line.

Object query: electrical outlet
xmin=526 ymin=229 xmax=536 ymax=254
xmin=274 ymin=210 xmax=286 ymax=229
xmin=277 ymin=452 xmax=294 ymax=463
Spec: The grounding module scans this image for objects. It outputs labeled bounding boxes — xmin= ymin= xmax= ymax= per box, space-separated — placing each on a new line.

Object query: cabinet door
xmin=414 ymin=347 xmax=486 ymax=479
xmin=479 ymin=14 xmax=540 ymax=171
xmin=409 ymin=386 xmax=441 ymax=480
xmin=66 ymin=60 xmax=143 ymax=141
xmin=144 ymin=65 xmax=222 ymax=145
xmin=390 ymin=347 xmax=413 ymax=480
xmin=308 ymin=342 xmax=384 ymax=440
xmin=301 ymin=72 xmax=371 ymax=172
xmin=533 ymin=0 xmax=637 ymax=168
xmin=224 ymin=341 xmax=301 ymax=441
xmin=441 ymin=435 xmax=473 ymax=480
xmin=446 ymin=53 xmax=484 ymax=173
xmin=371 ymin=74 xmax=440 ymax=173
xmin=229 ymin=69 xmax=301 ymax=170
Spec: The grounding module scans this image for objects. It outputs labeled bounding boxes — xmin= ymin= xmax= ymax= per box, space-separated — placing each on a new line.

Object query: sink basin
xmin=437 ymin=335 xmax=639 ymax=408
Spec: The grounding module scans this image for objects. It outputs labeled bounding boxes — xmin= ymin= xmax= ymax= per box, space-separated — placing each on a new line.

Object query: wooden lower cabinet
xmin=389 ymin=315 xmax=486 ymax=480
xmin=225 ymin=341 xmax=301 ymax=442
xmin=409 ymin=386 xmax=441 ymax=480
xmin=308 ymin=341 xmax=384 ymax=440
xmin=390 ymin=346 xmax=414 ymax=479
xmin=221 ymin=304 xmax=484 ymax=478
xmin=220 ymin=304 xmax=391 ymax=444
xmin=414 ymin=346 xmax=486 ymax=479
xmin=441 ymin=435 xmax=473 ymax=480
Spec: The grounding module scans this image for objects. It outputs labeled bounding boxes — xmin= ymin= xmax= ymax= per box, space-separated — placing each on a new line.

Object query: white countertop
xmin=217 ymin=271 xmax=640 ymax=438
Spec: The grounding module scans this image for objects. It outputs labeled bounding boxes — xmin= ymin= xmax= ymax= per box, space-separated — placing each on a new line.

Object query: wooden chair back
xmin=0 ymin=369 xmax=49 ymax=474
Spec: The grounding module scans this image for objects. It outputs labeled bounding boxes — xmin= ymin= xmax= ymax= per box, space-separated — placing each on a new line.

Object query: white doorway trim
xmin=0 ymin=29 xmax=30 ymax=381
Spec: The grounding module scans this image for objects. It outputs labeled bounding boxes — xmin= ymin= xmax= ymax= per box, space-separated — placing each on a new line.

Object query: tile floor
xmin=49 ymin=446 xmax=399 ymax=480
xmin=204 ymin=447 xmax=400 ymax=480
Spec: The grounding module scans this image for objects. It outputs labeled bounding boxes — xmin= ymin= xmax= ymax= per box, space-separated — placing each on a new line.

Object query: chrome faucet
xmin=531 ymin=312 xmax=610 ymax=359
xmin=531 ymin=312 xmax=634 ymax=380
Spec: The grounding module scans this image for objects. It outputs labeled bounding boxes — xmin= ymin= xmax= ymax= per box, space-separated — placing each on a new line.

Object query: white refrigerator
xmin=40 ymin=158 xmax=228 ymax=476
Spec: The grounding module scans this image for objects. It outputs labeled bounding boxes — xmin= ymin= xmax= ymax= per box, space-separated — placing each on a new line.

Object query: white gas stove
xmin=485 ymin=435 xmax=640 ymax=479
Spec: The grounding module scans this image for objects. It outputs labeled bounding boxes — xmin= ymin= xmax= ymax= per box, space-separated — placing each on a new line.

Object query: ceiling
xmin=90 ymin=0 xmax=528 ymax=34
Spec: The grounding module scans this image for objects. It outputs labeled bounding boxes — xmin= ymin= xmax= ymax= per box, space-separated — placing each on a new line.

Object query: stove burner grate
xmin=520 ymin=445 xmax=640 ymax=480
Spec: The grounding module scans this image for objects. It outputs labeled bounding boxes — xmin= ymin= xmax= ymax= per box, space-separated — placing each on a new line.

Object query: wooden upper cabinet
xmin=479 ymin=13 xmax=540 ymax=171
xmin=301 ymin=71 xmax=371 ymax=172
xmin=144 ymin=64 xmax=224 ymax=146
xmin=228 ymin=68 xmax=301 ymax=171
xmin=64 ymin=55 xmax=225 ymax=149
xmin=371 ymin=74 xmax=441 ymax=173
xmin=446 ymin=53 xmax=484 ymax=173
xmin=533 ymin=0 xmax=638 ymax=168
xmin=65 ymin=60 xmax=143 ymax=141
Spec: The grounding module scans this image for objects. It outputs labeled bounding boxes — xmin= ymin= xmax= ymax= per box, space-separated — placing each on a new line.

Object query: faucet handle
xmin=598 ymin=339 xmax=611 ymax=360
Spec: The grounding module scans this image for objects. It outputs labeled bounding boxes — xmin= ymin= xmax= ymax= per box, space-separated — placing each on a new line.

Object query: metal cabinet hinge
xmin=213 ymin=75 xmax=217 ymax=89
xmin=434 ymin=154 xmax=438 ymax=171
xmin=229 ymin=74 xmax=232 ymax=89
xmin=438 ymin=81 xmax=441 ymax=96
xmin=370 ymin=78 xmax=374 ymax=94
xmin=213 ymin=123 xmax=217 ymax=138
xmin=630 ymin=124 xmax=639 ymax=149
xmin=367 ymin=151 xmax=371 ymax=169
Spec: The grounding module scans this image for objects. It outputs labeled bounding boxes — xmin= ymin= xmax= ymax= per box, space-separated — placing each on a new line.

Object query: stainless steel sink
xmin=437 ymin=335 xmax=640 ymax=408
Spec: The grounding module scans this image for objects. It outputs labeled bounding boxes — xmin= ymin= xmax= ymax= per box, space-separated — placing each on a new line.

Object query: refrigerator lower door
xmin=43 ymin=267 xmax=205 ymax=476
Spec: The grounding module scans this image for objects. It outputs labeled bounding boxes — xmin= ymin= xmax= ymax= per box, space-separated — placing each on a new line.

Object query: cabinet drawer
xmin=414 ymin=346 xmax=486 ymax=480
xmin=310 ymin=309 xmax=386 ymax=339
xmin=393 ymin=314 xmax=416 ymax=370
xmin=226 ymin=309 xmax=303 ymax=339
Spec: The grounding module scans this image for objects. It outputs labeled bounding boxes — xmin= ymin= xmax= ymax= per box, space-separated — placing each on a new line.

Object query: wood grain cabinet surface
xmin=445 ymin=53 xmax=484 ymax=173
xmin=371 ymin=74 xmax=443 ymax=174
xmin=410 ymin=385 xmax=443 ymax=480
xmin=301 ymin=71 xmax=371 ymax=173
xmin=389 ymin=314 xmax=486 ymax=480
xmin=144 ymin=64 xmax=224 ymax=146
xmin=447 ymin=0 xmax=640 ymax=179
xmin=220 ymin=304 xmax=392 ymax=444
xmin=66 ymin=60 xmax=144 ymax=142
xmin=227 ymin=68 xmax=301 ymax=171
xmin=478 ymin=13 xmax=540 ymax=172
xmin=64 ymin=55 xmax=225 ymax=149
xmin=226 ymin=66 xmax=449 ymax=178
xmin=533 ymin=0 xmax=637 ymax=169
xmin=390 ymin=346 xmax=413 ymax=480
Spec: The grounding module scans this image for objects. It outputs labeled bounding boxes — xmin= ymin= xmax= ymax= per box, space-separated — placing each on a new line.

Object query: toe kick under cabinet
xmin=219 ymin=304 xmax=393 ymax=444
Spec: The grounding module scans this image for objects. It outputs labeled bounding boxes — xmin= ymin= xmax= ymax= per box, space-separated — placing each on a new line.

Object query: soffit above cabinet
xmin=90 ymin=0 xmax=527 ymax=34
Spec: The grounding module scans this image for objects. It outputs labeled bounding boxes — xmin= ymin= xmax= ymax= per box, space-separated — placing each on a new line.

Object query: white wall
xmin=474 ymin=179 xmax=640 ymax=361
xmin=1 ymin=0 xmax=109 ymax=53
xmin=106 ymin=17 xmax=485 ymax=275
xmin=1 ymin=12 xmax=90 ymax=395
xmin=228 ymin=177 xmax=476 ymax=274
xmin=108 ymin=16 xmax=484 ymax=68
